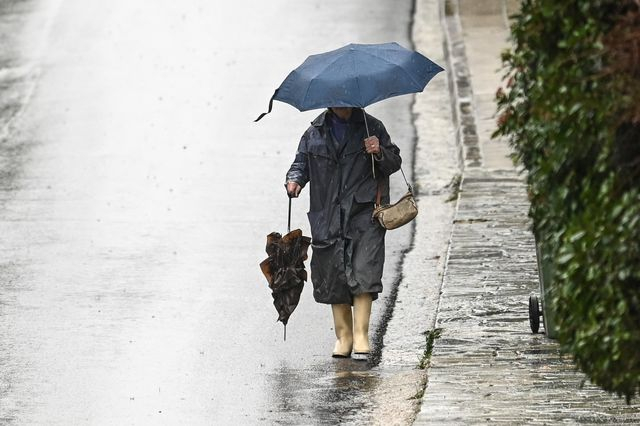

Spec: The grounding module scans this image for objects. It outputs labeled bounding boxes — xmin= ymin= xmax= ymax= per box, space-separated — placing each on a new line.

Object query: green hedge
xmin=495 ymin=0 xmax=640 ymax=401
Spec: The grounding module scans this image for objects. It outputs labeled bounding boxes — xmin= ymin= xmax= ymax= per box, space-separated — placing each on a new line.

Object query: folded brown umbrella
xmin=260 ymin=228 xmax=311 ymax=340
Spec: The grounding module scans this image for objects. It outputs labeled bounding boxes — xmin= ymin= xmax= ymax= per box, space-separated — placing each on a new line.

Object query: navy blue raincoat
xmin=286 ymin=109 xmax=401 ymax=304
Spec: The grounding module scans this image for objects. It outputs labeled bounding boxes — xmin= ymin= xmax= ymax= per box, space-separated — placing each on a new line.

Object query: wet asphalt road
xmin=0 ymin=0 xmax=416 ymax=423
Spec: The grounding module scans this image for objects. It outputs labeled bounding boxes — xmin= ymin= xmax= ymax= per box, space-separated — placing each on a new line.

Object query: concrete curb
xmin=439 ymin=0 xmax=482 ymax=169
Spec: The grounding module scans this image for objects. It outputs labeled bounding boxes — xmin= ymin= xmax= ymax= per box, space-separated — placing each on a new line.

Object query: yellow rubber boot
xmin=352 ymin=293 xmax=372 ymax=360
xmin=331 ymin=304 xmax=353 ymax=358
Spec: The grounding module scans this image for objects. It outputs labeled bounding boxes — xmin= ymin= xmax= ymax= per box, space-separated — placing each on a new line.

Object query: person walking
xmin=286 ymin=107 xmax=401 ymax=360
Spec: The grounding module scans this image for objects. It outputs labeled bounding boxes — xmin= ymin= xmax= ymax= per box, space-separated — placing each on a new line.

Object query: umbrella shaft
xmin=288 ymin=197 xmax=292 ymax=233
xmin=372 ymin=155 xmax=376 ymax=179
xmin=363 ymin=108 xmax=370 ymax=137
xmin=362 ymin=108 xmax=376 ymax=180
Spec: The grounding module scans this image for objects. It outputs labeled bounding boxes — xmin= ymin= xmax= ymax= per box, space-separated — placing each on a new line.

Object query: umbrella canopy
xmin=255 ymin=42 xmax=444 ymax=121
xmin=259 ymin=228 xmax=311 ymax=340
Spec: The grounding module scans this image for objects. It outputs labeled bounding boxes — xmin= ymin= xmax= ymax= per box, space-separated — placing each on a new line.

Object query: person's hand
xmin=286 ymin=181 xmax=302 ymax=198
xmin=364 ymin=136 xmax=381 ymax=155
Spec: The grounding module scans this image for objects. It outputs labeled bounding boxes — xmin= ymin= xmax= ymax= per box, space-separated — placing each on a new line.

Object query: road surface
xmin=0 ymin=0 xmax=418 ymax=423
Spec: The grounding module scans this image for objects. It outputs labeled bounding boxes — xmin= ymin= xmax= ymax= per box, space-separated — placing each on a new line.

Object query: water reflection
xmin=267 ymin=360 xmax=380 ymax=425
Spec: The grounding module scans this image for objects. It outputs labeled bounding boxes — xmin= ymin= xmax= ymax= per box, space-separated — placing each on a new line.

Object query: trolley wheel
xmin=529 ymin=295 xmax=541 ymax=333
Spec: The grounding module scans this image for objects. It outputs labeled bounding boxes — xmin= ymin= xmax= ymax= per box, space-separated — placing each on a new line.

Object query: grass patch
xmin=418 ymin=328 xmax=442 ymax=369
xmin=444 ymin=0 xmax=455 ymax=17
xmin=410 ymin=387 xmax=425 ymax=400
xmin=445 ymin=174 xmax=462 ymax=202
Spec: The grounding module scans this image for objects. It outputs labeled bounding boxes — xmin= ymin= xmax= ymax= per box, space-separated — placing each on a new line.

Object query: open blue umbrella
xmin=255 ymin=42 xmax=444 ymax=121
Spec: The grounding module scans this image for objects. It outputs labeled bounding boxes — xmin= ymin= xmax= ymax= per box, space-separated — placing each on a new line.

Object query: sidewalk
xmin=415 ymin=1 xmax=640 ymax=423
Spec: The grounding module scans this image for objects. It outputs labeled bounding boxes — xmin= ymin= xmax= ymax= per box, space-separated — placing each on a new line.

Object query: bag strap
xmin=376 ymin=180 xmax=383 ymax=208
xmin=375 ymin=166 xmax=413 ymax=208
xmin=399 ymin=167 xmax=413 ymax=193
xmin=362 ymin=109 xmax=413 ymax=193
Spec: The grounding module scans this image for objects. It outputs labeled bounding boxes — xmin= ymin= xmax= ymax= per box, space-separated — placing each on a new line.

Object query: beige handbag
xmin=372 ymin=169 xmax=418 ymax=230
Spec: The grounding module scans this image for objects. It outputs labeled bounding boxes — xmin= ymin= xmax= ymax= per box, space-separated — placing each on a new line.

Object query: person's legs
xmin=352 ymin=292 xmax=373 ymax=359
xmin=331 ymin=304 xmax=353 ymax=357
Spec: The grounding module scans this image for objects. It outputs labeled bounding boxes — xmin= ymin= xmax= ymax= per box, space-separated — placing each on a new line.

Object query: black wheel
xmin=529 ymin=295 xmax=540 ymax=333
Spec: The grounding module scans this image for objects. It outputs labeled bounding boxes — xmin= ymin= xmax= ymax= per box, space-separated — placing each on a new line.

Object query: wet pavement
xmin=415 ymin=0 xmax=640 ymax=423
xmin=0 ymin=0 xmax=436 ymax=424
xmin=415 ymin=168 xmax=640 ymax=424
xmin=3 ymin=0 xmax=636 ymax=424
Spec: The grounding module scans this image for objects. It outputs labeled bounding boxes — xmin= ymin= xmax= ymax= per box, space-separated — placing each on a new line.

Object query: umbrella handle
xmin=362 ymin=108 xmax=376 ymax=180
